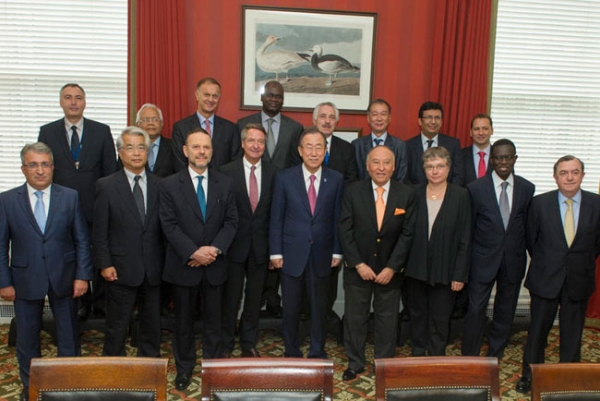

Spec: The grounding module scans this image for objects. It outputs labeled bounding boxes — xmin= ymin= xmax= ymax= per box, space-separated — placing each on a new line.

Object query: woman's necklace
xmin=427 ymin=185 xmax=447 ymax=200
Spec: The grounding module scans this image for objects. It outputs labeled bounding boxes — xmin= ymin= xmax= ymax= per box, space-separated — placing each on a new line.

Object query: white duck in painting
xmin=256 ymin=35 xmax=309 ymax=82
xmin=309 ymin=45 xmax=360 ymax=86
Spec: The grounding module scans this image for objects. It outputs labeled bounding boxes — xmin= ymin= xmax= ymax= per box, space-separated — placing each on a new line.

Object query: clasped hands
xmin=188 ymin=246 xmax=219 ymax=267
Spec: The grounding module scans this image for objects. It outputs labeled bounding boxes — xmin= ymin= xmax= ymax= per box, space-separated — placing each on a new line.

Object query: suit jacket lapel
xmin=205 ymin=171 xmax=219 ymax=220
xmin=179 ymin=171 xmax=204 ymax=222
xmin=44 ymin=184 xmax=63 ymax=235
xmin=483 ymin=178 xmax=505 ymax=229
xmin=54 ymin=121 xmax=75 ymax=165
xmin=359 ymin=180 xmax=378 ymax=231
xmin=235 ymin=160 xmax=253 ymax=214
xmin=293 ymin=166 xmax=312 ymax=216
xmin=146 ymin=174 xmax=159 ymax=226
xmin=114 ymin=171 xmax=145 ymax=227
xmin=17 ymin=185 xmax=43 ymax=235
xmin=381 ymin=182 xmax=399 ymax=231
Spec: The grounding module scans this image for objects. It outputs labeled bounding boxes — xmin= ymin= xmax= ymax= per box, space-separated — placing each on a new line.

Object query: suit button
xmin=374 ymin=254 xmax=377 ymax=257
xmin=376 ymin=238 xmax=381 ymax=243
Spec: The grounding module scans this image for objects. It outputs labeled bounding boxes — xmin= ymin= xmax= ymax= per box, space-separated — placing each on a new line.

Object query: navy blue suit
xmin=461 ymin=174 xmax=535 ymax=358
xmin=269 ymin=165 xmax=344 ymax=357
xmin=0 ymin=183 xmax=92 ymax=387
xmin=405 ymin=133 xmax=464 ymax=185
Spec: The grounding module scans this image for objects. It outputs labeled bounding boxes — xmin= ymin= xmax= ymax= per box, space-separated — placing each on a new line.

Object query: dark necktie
xmin=374 ymin=138 xmax=383 ymax=147
xmin=249 ymin=165 xmax=258 ymax=212
xmin=477 ymin=151 xmax=486 ymax=178
xmin=499 ymin=181 xmax=510 ymax=229
xmin=34 ymin=190 xmax=46 ymax=233
xmin=197 ymin=175 xmax=207 ymax=221
xmin=308 ymin=175 xmax=317 ymax=215
xmin=426 ymin=139 xmax=434 ymax=149
xmin=266 ymin=118 xmax=276 ymax=157
xmin=71 ymin=126 xmax=81 ymax=160
xmin=133 ymin=175 xmax=145 ymax=223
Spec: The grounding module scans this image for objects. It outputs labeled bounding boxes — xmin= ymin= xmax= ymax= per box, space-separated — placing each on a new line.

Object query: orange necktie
xmin=376 ymin=187 xmax=385 ymax=231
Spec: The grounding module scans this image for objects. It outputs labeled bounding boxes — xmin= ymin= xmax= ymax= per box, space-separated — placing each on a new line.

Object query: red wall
xmin=180 ymin=0 xmax=444 ymax=140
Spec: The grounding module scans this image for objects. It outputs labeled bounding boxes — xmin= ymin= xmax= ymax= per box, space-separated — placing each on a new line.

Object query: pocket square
xmin=394 ymin=208 xmax=406 ymax=216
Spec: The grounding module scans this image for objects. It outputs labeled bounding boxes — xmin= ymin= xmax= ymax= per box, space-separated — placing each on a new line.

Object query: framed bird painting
xmin=241 ymin=6 xmax=377 ymax=113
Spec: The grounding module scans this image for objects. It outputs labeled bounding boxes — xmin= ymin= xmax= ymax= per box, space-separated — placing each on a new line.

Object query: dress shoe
xmin=342 ymin=368 xmax=364 ymax=381
xmin=20 ymin=387 xmax=28 ymax=401
xmin=241 ymin=348 xmax=260 ymax=357
xmin=516 ymin=377 xmax=531 ymax=393
xmin=175 ymin=373 xmax=191 ymax=391
xmin=266 ymin=305 xmax=283 ymax=318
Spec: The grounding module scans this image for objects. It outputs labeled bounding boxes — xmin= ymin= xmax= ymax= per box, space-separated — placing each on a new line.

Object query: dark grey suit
xmin=352 ymin=134 xmax=408 ymax=182
xmin=237 ymin=112 xmax=303 ymax=171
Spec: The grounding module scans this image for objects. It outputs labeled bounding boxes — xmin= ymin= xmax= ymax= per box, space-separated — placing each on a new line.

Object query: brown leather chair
xmin=29 ymin=356 xmax=168 ymax=401
xmin=375 ymin=356 xmax=500 ymax=401
xmin=531 ymin=363 xmax=600 ymax=401
xmin=201 ymin=358 xmax=334 ymax=401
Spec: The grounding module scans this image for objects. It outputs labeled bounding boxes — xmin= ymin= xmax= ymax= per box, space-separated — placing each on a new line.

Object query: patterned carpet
xmin=1 ymin=319 xmax=600 ymax=401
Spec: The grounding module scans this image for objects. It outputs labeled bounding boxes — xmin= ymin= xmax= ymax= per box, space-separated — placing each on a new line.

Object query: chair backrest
xmin=375 ymin=356 xmax=500 ymax=401
xmin=201 ymin=358 xmax=334 ymax=401
xmin=29 ymin=356 xmax=168 ymax=401
xmin=531 ymin=363 xmax=600 ymax=401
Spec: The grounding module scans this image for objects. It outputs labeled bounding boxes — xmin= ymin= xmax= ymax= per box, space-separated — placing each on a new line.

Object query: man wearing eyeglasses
xmin=0 ymin=142 xmax=92 ymax=401
xmin=131 ymin=103 xmax=177 ymax=177
xmin=38 ymin=83 xmax=117 ymax=320
xmin=405 ymin=101 xmax=464 ymax=185
xmin=93 ymin=127 xmax=164 ymax=358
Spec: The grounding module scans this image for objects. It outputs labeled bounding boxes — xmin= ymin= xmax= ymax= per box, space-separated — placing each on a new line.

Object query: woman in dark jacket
xmin=405 ymin=146 xmax=471 ymax=356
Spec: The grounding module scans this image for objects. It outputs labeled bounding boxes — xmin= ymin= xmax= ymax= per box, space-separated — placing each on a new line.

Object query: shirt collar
xmin=188 ymin=166 xmax=208 ymax=181
xmin=123 ymin=167 xmax=147 ymax=182
xmin=261 ymin=111 xmax=281 ymax=124
xmin=473 ymin=144 xmax=491 ymax=156
xmin=243 ymin=156 xmax=262 ymax=169
xmin=491 ymin=170 xmax=514 ymax=187
xmin=302 ymin=164 xmax=322 ymax=182
xmin=371 ymin=179 xmax=391 ymax=193
xmin=26 ymin=183 xmax=51 ymax=196
xmin=558 ymin=189 xmax=582 ymax=204
xmin=420 ymin=133 xmax=438 ymax=146
xmin=371 ymin=132 xmax=388 ymax=143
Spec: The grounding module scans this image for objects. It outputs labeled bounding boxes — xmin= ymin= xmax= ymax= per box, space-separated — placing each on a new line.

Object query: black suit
xmin=339 ymin=179 xmax=416 ymax=371
xmin=521 ymin=189 xmax=600 ymax=378
xmin=352 ymin=134 xmax=408 ymax=182
xmin=220 ymin=158 xmax=277 ymax=353
xmin=461 ymin=146 xmax=492 ymax=185
xmin=405 ymin=184 xmax=471 ymax=355
xmin=461 ymin=174 xmax=535 ymax=358
xmin=39 ymin=118 xmax=117 ymax=225
xmin=171 ymin=113 xmax=242 ymax=170
xmin=160 ymin=168 xmax=237 ymax=373
xmin=93 ymin=170 xmax=164 ymax=357
xmin=405 ymin=133 xmax=464 ymax=186
xmin=236 ymin=112 xmax=303 ymax=171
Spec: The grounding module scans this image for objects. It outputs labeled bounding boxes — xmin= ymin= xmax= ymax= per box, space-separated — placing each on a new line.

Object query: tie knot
xmin=478 ymin=151 xmax=485 ymax=158
xmin=426 ymin=139 xmax=434 ymax=148
xmin=310 ymin=174 xmax=316 ymax=184
xmin=35 ymin=190 xmax=43 ymax=199
xmin=134 ymin=175 xmax=141 ymax=182
xmin=250 ymin=165 xmax=256 ymax=172
xmin=374 ymin=138 xmax=383 ymax=146
xmin=267 ymin=118 xmax=274 ymax=126
xmin=566 ymin=198 xmax=573 ymax=207
xmin=376 ymin=187 xmax=385 ymax=196
xmin=197 ymin=175 xmax=204 ymax=184
xmin=71 ymin=126 xmax=77 ymax=133
xmin=501 ymin=181 xmax=508 ymax=190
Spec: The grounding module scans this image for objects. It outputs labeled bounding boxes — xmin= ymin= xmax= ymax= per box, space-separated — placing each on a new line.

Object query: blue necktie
xmin=148 ymin=143 xmax=156 ymax=171
xmin=34 ymin=190 xmax=46 ymax=233
xmin=374 ymin=138 xmax=383 ymax=147
xmin=324 ymin=139 xmax=329 ymax=166
xmin=197 ymin=176 xmax=206 ymax=221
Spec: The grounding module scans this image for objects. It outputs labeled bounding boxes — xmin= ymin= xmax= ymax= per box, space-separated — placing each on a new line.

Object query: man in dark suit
xmin=236 ymin=80 xmax=303 ymax=171
xmin=220 ymin=123 xmax=277 ymax=358
xmin=93 ymin=127 xmax=164 ymax=357
xmin=270 ymin=127 xmax=344 ymax=358
xmin=38 ymin=83 xmax=117 ymax=319
xmin=461 ymin=114 xmax=494 ymax=186
xmin=353 ymin=98 xmax=407 ymax=182
xmin=405 ymin=101 xmax=464 ymax=185
xmin=171 ymin=77 xmax=242 ymax=170
xmin=516 ymin=155 xmax=600 ymax=393
xmin=0 ymin=142 xmax=92 ymax=401
xmin=133 ymin=103 xmax=177 ymax=177
xmin=237 ymin=81 xmax=303 ymax=318
xmin=339 ymin=146 xmax=416 ymax=381
xmin=160 ymin=128 xmax=237 ymax=390
xmin=461 ymin=139 xmax=535 ymax=359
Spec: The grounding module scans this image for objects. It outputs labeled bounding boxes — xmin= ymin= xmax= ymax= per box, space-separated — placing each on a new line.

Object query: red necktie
xmin=308 ymin=175 xmax=317 ymax=215
xmin=249 ymin=165 xmax=258 ymax=212
xmin=204 ymin=120 xmax=211 ymax=137
xmin=477 ymin=151 xmax=486 ymax=178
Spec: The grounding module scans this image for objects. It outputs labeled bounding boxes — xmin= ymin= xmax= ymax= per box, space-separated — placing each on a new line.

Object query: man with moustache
xmin=93 ymin=127 xmax=164 ymax=358
xmin=131 ymin=103 xmax=177 ymax=177
xmin=220 ymin=123 xmax=277 ymax=358
xmin=461 ymin=114 xmax=494 ymax=185
xmin=461 ymin=139 xmax=535 ymax=359
xmin=339 ymin=146 xmax=416 ymax=381
xmin=0 ymin=142 xmax=92 ymax=401
xmin=516 ymin=155 xmax=600 ymax=393
xmin=171 ymin=77 xmax=241 ymax=170
xmin=270 ymin=127 xmax=344 ymax=359
xmin=160 ymin=129 xmax=237 ymax=390
xmin=353 ymin=98 xmax=408 ymax=182
xmin=405 ymin=101 xmax=464 ymax=185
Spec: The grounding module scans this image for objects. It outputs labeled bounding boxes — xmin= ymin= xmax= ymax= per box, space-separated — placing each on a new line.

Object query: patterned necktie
xmin=71 ymin=126 xmax=80 ymax=160
xmin=499 ymin=181 xmax=510 ymax=229
xmin=133 ymin=175 xmax=145 ymax=222
xmin=148 ymin=143 xmax=156 ymax=172
xmin=324 ymin=140 xmax=329 ymax=166
xmin=266 ymin=118 xmax=276 ymax=157
xmin=374 ymin=138 xmax=383 ymax=147
xmin=376 ymin=186 xmax=385 ymax=231
xmin=204 ymin=120 xmax=211 ymax=137
xmin=477 ymin=151 xmax=486 ymax=178
xmin=249 ymin=165 xmax=258 ymax=213
xmin=34 ymin=190 xmax=46 ymax=233
xmin=308 ymin=174 xmax=317 ymax=215
xmin=197 ymin=175 xmax=207 ymax=221
xmin=564 ymin=199 xmax=575 ymax=246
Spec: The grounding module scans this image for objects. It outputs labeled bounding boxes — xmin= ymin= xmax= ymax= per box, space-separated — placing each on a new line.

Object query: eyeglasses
xmin=424 ymin=163 xmax=448 ymax=171
xmin=122 ymin=145 xmax=148 ymax=152
xmin=421 ymin=115 xmax=442 ymax=122
xmin=138 ymin=117 xmax=161 ymax=123
xmin=23 ymin=162 xmax=53 ymax=169
xmin=302 ymin=145 xmax=325 ymax=153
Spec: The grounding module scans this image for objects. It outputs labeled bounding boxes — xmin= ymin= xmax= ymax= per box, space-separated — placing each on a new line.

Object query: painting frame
xmin=333 ymin=127 xmax=363 ymax=143
xmin=241 ymin=6 xmax=377 ymax=113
